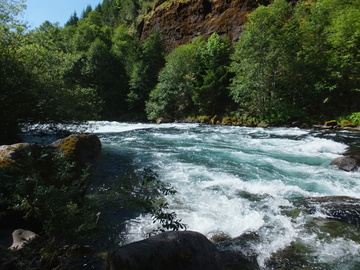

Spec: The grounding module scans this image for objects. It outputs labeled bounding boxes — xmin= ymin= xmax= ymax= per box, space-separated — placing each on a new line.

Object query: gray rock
xmin=156 ymin=118 xmax=173 ymax=124
xmin=9 ymin=229 xmax=37 ymax=250
xmin=107 ymin=231 xmax=221 ymax=270
xmin=257 ymin=122 xmax=269 ymax=128
xmin=330 ymin=155 xmax=360 ymax=172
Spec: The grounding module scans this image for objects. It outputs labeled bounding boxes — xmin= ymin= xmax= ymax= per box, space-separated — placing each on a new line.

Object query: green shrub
xmin=0 ymin=149 xmax=98 ymax=268
xmin=338 ymin=112 xmax=360 ymax=127
xmin=0 ymin=149 xmax=185 ymax=268
xmin=349 ymin=112 xmax=360 ymax=126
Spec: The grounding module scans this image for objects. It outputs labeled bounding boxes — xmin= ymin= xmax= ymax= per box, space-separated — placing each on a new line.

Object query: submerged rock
xmin=107 ymin=231 xmax=222 ymax=270
xmin=330 ymin=146 xmax=360 ymax=172
xmin=265 ymin=239 xmax=321 ymax=270
xmin=269 ymin=196 xmax=360 ymax=269
xmin=299 ymin=196 xmax=360 ymax=226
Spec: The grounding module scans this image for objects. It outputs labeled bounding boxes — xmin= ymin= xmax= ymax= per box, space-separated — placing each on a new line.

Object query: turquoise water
xmin=88 ymin=122 xmax=360 ymax=268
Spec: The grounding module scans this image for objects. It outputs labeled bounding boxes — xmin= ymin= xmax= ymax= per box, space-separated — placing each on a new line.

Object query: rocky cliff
xmin=139 ymin=0 xmax=271 ymax=49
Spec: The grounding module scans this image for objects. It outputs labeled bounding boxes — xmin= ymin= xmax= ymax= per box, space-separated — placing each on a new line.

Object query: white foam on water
xmin=120 ymin=214 xmax=159 ymax=244
xmin=316 ymin=238 xmax=360 ymax=264
xmin=90 ymin=122 xmax=360 ymax=268
xmin=255 ymin=215 xmax=300 ymax=267
xmin=293 ymin=235 xmax=360 ymax=269
xmin=290 ymin=137 xmax=347 ymax=157
xmin=262 ymin=127 xmax=310 ymax=137
xmin=87 ymin=121 xmax=153 ymax=133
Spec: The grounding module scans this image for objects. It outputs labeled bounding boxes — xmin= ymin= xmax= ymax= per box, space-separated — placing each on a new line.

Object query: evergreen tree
xmin=81 ymin=5 xmax=93 ymax=19
xmin=127 ymin=32 xmax=166 ymax=112
xmin=65 ymin=11 xmax=79 ymax=27
xmin=193 ymin=33 xmax=233 ymax=115
xmin=84 ymin=38 xmax=129 ymax=118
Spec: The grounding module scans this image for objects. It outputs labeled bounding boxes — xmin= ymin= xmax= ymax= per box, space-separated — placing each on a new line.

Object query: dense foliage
xmin=230 ymin=0 xmax=360 ymax=123
xmin=146 ymin=34 xmax=233 ymax=119
xmin=1 ymin=0 xmax=359 ymax=143
xmin=0 ymin=148 xmax=185 ymax=268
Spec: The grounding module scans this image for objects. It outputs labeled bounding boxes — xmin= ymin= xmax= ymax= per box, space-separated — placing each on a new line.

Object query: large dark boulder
xmin=215 ymin=232 xmax=260 ymax=270
xmin=107 ymin=231 xmax=222 ymax=270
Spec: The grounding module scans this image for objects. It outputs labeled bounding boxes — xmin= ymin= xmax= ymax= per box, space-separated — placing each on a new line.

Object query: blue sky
xmin=23 ymin=0 xmax=103 ymax=28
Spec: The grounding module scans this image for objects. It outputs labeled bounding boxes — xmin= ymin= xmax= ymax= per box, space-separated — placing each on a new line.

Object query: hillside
xmin=139 ymin=0 xmax=271 ymax=49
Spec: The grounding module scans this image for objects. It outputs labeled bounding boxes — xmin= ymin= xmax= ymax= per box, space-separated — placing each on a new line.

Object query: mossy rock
xmin=324 ymin=120 xmax=338 ymax=127
xmin=221 ymin=116 xmax=237 ymax=125
xmin=50 ymin=134 xmax=102 ymax=175
xmin=265 ymin=240 xmax=316 ymax=269
xmin=198 ymin=115 xmax=212 ymax=124
xmin=0 ymin=134 xmax=101 ymax=188
xmin=156 ymin=118 xmax=173 ymax=124
xmin=210 ymin=115 xmax=218 ymax=125
xmin=0 ymin=143 xmax=41 ymax=170
xmin=340 ymin=119 xmax=353 ymax=127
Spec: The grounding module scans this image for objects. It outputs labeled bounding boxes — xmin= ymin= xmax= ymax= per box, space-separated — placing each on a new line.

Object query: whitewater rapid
xmin=87 ymin=121 xmax=360 ymax=268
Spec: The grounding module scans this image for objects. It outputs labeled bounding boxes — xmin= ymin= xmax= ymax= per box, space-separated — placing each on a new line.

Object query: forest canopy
xmin=1 ymin=0 xmax=359 ymax=143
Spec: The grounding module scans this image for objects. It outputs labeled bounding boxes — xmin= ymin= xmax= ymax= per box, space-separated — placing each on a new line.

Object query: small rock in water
xmin=330 ymin=155 xmax=360 ymax=172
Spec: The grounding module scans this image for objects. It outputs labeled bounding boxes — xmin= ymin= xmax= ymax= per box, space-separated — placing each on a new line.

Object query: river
xmin=85 ymin=121 xmax=360 ymax=269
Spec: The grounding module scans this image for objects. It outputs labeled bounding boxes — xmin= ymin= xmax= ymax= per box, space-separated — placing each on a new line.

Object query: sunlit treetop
xmin=0 ymin=0 xmax=27 ymax=32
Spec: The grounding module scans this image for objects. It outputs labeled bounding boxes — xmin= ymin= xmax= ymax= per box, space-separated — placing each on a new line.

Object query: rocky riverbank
xmin=0 ymin=134 xmax=102 ymax=268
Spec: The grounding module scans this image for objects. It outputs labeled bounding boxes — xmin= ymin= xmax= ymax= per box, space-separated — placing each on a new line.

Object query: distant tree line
xmin=1 ymin=0 xmax=359 ymax=143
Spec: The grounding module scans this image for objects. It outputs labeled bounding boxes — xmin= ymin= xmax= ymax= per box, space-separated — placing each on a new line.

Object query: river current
xmin=85 ymin=121 xmax=360 ymax=269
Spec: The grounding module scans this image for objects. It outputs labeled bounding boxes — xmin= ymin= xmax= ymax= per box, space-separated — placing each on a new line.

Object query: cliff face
xmin=139 ymin=0 xmax=271 ymax=49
